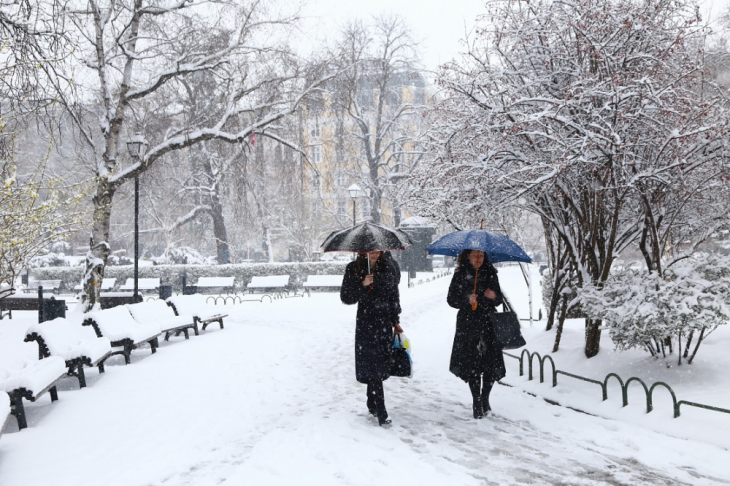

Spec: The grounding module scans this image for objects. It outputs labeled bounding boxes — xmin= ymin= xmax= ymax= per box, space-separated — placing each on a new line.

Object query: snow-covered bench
xmin=1 ymin=391 xmax=9 ymax=439
xmin=82 ymin=306 xmax=161 ymax=364
xmin=302 ymin=275 xmax=343 ymax=293
xmin=74 ymin=277 xmax=116 ymax=293
xmin=0 ymin=351 xmax=66 ymax=430
xmin=25 ymin=279 xmax=63 ymax=294
xmin=118 ymin=278 xmax=160 ymax=293
xmin=126 ymin=300 xmax=199 ymax=341
xmin=166 ymin=295 xmax=227 ymax=331
xmin=246 ymin=275 xmax=289 ymax=296
xmin=24 ymin=318 xmax=112 ymax=388
xmin=193 ymin=277 xmax=235 ymax=294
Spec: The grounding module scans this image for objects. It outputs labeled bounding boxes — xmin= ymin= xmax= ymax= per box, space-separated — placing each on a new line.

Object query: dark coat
xmin=340 ymin=255 xmax=401 ymax=384
xmin=447 ymin=262 xmax=506 ymax=383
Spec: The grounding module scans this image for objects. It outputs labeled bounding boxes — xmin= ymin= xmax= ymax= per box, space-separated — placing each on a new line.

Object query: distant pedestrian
xmin=341 ymin=250 xmax=403 ymax=426
xmin=447 ymin=249 xmax=506 ymax=418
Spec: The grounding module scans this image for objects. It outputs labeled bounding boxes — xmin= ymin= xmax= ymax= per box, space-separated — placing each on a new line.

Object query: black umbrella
xmin=321 ymin=222 xmax=412 ymax=253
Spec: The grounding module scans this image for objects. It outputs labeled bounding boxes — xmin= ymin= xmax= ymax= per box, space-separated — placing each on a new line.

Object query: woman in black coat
xmin=341 ymin=251 xmax=403 ymax=426
xmin=447 ymin=249 xmax=506 ymax=418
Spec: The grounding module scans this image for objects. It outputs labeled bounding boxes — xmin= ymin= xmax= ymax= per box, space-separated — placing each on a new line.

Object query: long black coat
xmin=447 ymin=263 xmax=506 ymax=383
xmin=340 ymin=256 xmax=401 ymax=384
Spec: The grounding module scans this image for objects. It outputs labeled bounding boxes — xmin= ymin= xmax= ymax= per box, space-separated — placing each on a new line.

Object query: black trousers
xmin=366 ymin=380 xmax=387 ymax=420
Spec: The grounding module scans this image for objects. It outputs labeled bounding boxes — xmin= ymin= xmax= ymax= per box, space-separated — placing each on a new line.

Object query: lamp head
xmin=127 ymin=134 xmax=149 ymax=159
xmin=347 ymin=183 xmax=362 ymax=199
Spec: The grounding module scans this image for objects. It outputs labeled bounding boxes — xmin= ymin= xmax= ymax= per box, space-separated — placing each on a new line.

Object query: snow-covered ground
xmin=1 ymin=267 xmax=729 ymax=485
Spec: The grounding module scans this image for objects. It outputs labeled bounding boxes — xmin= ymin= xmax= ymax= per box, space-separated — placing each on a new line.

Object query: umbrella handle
xmin=471 ymin=267 xmax=478 ymax=311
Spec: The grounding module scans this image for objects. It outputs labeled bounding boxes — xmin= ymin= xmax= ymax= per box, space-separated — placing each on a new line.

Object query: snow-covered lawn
xmin=1 ymin=268 xmax=729 ymax=485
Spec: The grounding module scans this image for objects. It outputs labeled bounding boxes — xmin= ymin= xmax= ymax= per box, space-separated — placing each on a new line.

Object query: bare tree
xmin=333 ymin=15 xmax=428 ymax=225
xmin=48 ymin=0 xmax=332 ymax=309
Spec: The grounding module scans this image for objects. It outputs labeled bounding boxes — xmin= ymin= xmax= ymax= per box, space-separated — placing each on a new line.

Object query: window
xmin=310 ymin=145 xmax=321 ymax=164
xmin=335 ymin=169 xmax=348 ymax=188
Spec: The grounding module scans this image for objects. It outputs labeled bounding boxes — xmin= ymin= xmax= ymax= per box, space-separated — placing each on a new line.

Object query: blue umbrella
xmin=426 ymin=229 xmax=532 ymax=263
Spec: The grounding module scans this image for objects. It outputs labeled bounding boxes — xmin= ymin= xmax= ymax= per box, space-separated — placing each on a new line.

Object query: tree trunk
xmin=552 ymin=294 xmax=569 ymax=352
xmin=81 ymin=180 xmax=116 ymax=312
xmin=545 ymin=279 xmax=562 ymax=331
xmin=683 ymin=330 xmax=694 ymax=358
xmin=584 ymin=317 xmax=602 ymax=358
xmin=210 ymin=199 xmax=230 ymax=264
xmin=687 ymin=327 xmax=706 ymax=364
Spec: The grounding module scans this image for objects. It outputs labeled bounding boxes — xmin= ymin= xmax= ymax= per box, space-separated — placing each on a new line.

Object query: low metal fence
xmin=504 ymin=348 xmax=730 ymax=419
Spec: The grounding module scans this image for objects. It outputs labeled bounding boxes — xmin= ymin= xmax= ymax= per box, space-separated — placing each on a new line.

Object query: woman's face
xmin=368 ymin=251 xmax=383 ymax=265
xmin=467 ymin=250 xmax=485 ymax=269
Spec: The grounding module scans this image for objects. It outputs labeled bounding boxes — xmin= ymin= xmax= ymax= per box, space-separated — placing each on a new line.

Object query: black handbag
xmin=490 ymin=296 xmax=526 ymax=350
xmin=389 ymin=334 xmax=412 ymax=377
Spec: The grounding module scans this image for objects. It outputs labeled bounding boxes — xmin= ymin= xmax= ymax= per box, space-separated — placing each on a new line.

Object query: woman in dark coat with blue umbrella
xmin=341 ymin=250 xmax=403 ymax=426
xmin=447 ymin=249 xmax=506 ymax=419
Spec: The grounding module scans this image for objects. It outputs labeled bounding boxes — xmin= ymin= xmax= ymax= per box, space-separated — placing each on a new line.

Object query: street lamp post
xmin=126 ymin=135 xmax=148 ymax=303
xmin=347 ymin=183 xmax=361 ymax=226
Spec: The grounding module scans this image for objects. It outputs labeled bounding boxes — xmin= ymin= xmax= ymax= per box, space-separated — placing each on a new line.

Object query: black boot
xmin=370 ymin=380 xmax=390 ymax=425
xmin=468 ymin=377 xmax=484 ymax=419
xmin=366 ymin=384 xmax=377 ymax=416
xmin=472 ymin=397 xmax=484 ymax=419
xmin=481 ymin=381 xmax=493 ymax=414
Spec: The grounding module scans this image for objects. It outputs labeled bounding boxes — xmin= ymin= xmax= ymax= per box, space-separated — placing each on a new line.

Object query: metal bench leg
xmin=49 ymin=386 xmax=59 ymax=402
xmin=193 ymin=323 xmax=199 ymax=336
xmin=150 ymin=338 xmax=159 ymax=354
xmin=77 ymin=366 xmax=87 ymax=388
xmin=218 ymin=319 xmax=224 ymax=330
xmin=164 ymin=331 xmax=171 ymax=341
xmin=124 ymin=344 xmax=133 ymax=364
xmin=183 ymin=329 xmax=190 ymax=339
xmin=98 ymin=361 xmax=105 ymax=373
xmin=10 ymin=392 xmax=28 ymax=430
xmin=68 ymin=364 xmax=87 ymax=388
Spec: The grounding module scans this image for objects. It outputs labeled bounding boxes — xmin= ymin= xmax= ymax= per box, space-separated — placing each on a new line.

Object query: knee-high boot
xmin=468 ymin=377 xmax=483 ymax=419
xmin=481 ymin=379 xmax=494 ymax=413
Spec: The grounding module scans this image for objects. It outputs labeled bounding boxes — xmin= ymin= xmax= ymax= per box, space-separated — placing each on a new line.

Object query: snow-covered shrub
xmin=29 ymin=252 xmax=70 ymax=268
xmin=153 ymin=246 xmax=211 ymax=265
xmin=107 ymin=249 xmax=133 ymax=266
xmin=50 ymin=241 xmax=70 ymax=254
xmin=580 ymin=254 xmax=730 ymax=364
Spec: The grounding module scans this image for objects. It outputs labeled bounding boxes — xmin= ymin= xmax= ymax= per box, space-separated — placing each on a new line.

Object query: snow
xmin=118 ymin=278 xmax=160 ymax=291
xmin=0 ymin=267 xmax=729 ymax=484
xmin=167 ymin=295 xmax=228 ymax=321
xmin=246 ymin=275 xmax=289 ymax=289
xmin=125 ymin=301 xmax=195 ymax=334
xmin=25 ymin=318 xmax=111 ymax=363
xmin=0 ymin=391 xmax=9 ymax=434
xmin=303 ymin=275 xmax=343 ymax=287
xmin=85 ymin=306 xmax=161 ymax=343
xmin=0 ymin=347 xmax=65 ymax=396
xmin=194 ymin=277 xmax=235 ymax=288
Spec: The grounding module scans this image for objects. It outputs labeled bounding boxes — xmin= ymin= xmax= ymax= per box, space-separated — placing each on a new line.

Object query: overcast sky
xmin=298 ymin=0 xmax=730 ymax=75
xmin=299 ymin=0 xmax=486 ymax=73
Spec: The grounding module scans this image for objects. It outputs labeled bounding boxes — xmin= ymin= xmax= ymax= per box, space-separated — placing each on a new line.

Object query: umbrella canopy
xmin=426 ymin=229 xmax=532 ymax=263
xmin=321 ymin=222 xmax=413 ymax=253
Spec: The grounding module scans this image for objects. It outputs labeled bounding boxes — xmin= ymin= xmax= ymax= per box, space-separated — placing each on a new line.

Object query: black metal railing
xmin=504 ymin=348 xmax=730 ymax=419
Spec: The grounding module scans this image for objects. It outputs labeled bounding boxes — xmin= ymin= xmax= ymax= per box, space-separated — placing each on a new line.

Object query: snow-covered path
xmin=1 ymin=276 xmax=729 ymax=485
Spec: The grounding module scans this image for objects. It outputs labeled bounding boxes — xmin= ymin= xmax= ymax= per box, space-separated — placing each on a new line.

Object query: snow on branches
xmin=580 ymin=254 xmax=730 ymax=364
xmin=408 ymin=0 xmax=730 ymax=357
